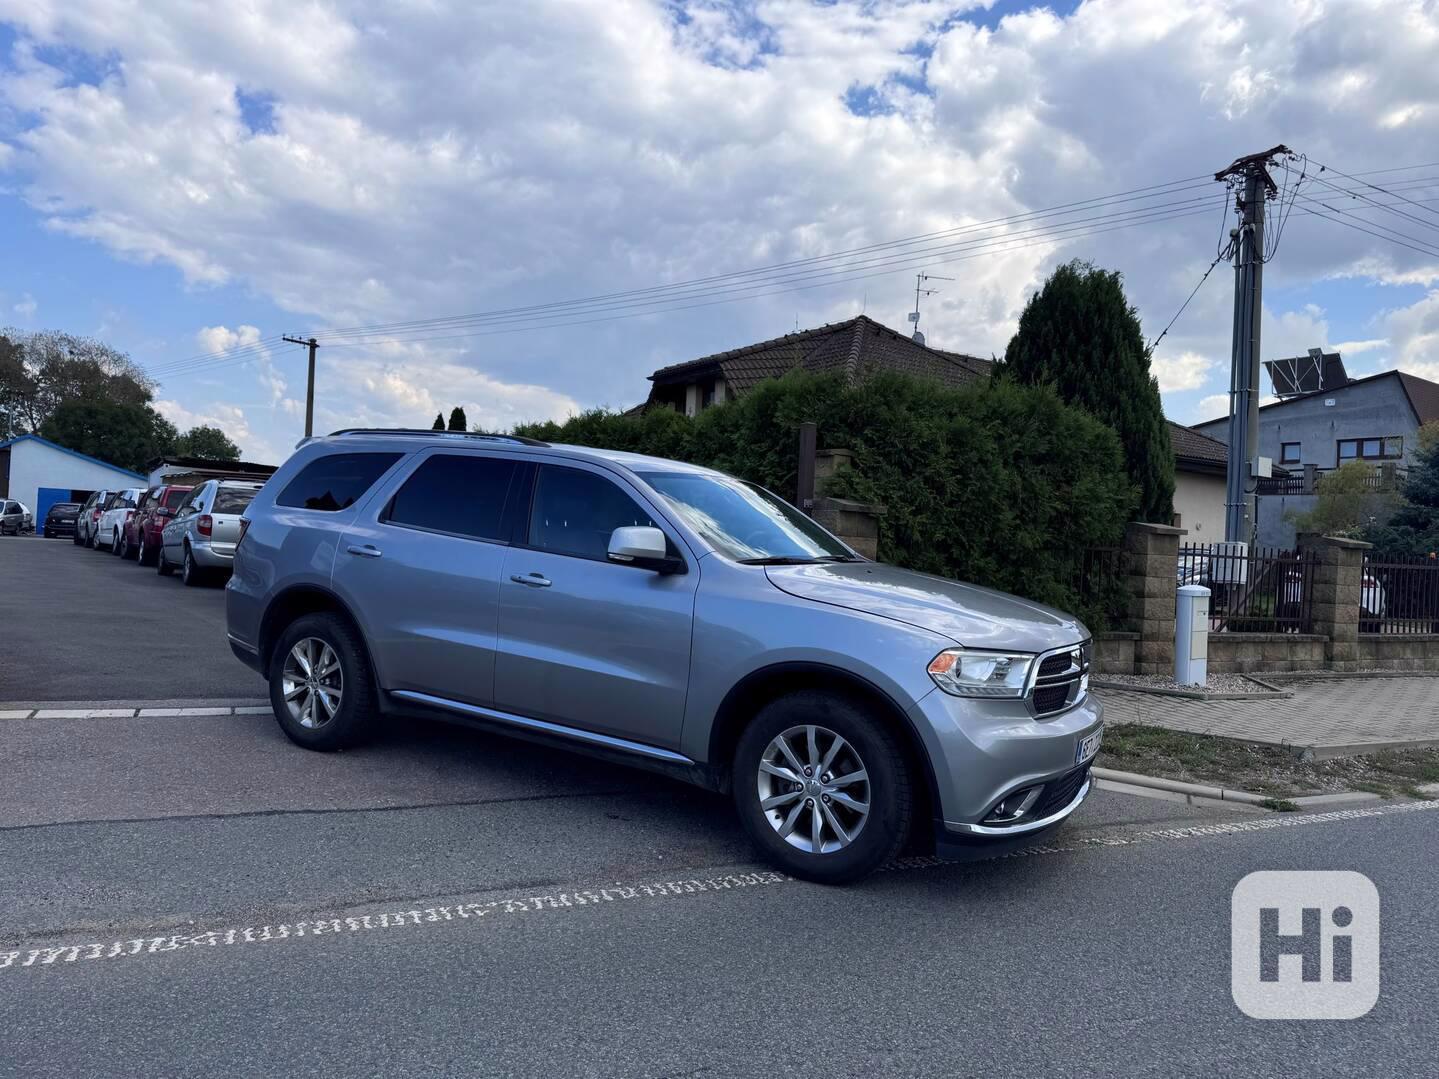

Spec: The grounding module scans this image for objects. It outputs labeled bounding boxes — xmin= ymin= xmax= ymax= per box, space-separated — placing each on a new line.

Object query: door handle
xmin=510 ymin=573 xmax=552 ymax=588
xmin=346 ymin=543 xmax=383 ymax=558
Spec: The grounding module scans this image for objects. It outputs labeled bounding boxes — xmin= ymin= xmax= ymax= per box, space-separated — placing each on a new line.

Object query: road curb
xmin=1090 ymin=766 xmax=1276 ymax=805
xmin=1092 ymin=679 xmax=1291 ymax=701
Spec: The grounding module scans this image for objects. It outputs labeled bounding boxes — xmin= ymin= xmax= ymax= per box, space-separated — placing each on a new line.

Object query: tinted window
xmin=3 ymin=502 xmax=16 ymax=514
xmin=215 ymin=488 xmax=259 ymax=514
xmin=164 ymin=488 xmax=191 ymax=510
xmin=387 ymin=454 xmax=518 ymax=541
xmin=276 ymin=453 xmax=401 ymax=512
xmin=528 ymin=466 xmax=660 ymax=560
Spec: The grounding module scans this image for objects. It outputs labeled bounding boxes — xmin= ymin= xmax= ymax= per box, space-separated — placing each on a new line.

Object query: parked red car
xmin=119 ymin=483 xmax=193 ymax=565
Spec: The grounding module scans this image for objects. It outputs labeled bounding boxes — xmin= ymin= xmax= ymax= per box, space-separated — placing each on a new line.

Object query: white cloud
xmin=12 ymin=292 xmax=37 ymax=318
xmin=1 ymin=0 xmax=1437 ymax=451
xmin=1375 ymin=289 xmax=1439 ymax=382
xmin=1331 ymin=338 xmax=1389 ymax=355
xmin=1151 ymin=349 xmax=1214 ymax=392
xmin=1193 ymin=393 xmax=1230 ymax=424
xmin=196 ymin=324 xmax=261 ymax=354
xmin=154 ymin=398 xmax=284 ymax=464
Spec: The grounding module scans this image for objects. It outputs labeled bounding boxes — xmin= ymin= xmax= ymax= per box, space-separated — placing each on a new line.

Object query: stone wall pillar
xmin=812 ymin=497 xmax=885 ymax=560
xmin=1296 ymin=533 xmax=1371 ymax=672
xmin=1123 ymin=521 xmax=1185 ymax=675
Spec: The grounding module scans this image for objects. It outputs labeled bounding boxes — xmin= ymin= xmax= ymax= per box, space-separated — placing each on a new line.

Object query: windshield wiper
xmin=737 ymin=554 xmax=861 ymax=565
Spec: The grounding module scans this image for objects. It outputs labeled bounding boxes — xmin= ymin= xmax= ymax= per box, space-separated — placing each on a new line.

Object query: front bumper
xmin=906 ymin=686 xmax=1103 ymax=840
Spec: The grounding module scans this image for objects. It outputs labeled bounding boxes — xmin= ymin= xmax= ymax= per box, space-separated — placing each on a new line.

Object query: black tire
xmin=86 ymin=529 xmax=96 ymax=549
xmin=72 ymin=529 xmax=83 ymax=545
xmin=732 ymin=690 xmax=913 ymax=885
xmin=181 ymin=544 xmax=205 ymax=586
xmin=137 ymin=536 xmax=155 ymax=566
xmin=268 ymin=613 xmax=379 ymax=751
xmin=111 ymin=529 xmax=123 ymax=556
xmin=157 ymin=544 xmax=175 ymax=576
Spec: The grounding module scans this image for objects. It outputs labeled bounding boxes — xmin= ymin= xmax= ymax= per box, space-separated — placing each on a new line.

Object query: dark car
xmin=120 ymin=484 xmax=193 ymax=564
xmin=43 ymin=501 xmax=82 ymax=538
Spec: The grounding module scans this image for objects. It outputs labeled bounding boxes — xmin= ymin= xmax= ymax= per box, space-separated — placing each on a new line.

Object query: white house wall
xmin=6 ymin=438 xmax=142 ymax=513
xmin=1173 ymin=471 xmax=1226 ymax=542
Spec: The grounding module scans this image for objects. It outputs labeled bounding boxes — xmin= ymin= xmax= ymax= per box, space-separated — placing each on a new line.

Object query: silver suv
xmin=226 ymin=430 xmax=1102 ymax=883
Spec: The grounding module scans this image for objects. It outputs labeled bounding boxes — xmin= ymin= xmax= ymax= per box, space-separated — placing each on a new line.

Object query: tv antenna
xmin=909 ymin=273 xmax=952 ymax=344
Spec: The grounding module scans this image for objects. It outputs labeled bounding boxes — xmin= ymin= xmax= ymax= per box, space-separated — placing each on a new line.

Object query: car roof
xmin=310 ymin=430 xmax=725 ymax=478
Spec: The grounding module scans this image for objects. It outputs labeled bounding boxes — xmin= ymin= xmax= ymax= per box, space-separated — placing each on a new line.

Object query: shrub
xmin=516 ymin=371 xmax=1138 ymax=625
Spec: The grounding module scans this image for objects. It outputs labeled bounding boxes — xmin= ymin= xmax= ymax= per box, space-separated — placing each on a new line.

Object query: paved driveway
xmin=0 ymin=534 xmax=262 ymax=702
xmin=1099 ymin=676 xmax=1439 ymax=753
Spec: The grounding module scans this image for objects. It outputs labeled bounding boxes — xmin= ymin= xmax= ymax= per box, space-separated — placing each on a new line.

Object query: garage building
xmin=0 ymin=434 xmax=147 ymax=528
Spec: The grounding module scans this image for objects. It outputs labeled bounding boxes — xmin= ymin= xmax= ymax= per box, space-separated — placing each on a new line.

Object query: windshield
xmin=639 ymin=471 xmax=853 ymax=563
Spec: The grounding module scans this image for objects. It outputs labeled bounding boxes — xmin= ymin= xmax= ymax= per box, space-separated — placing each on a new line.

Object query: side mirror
xmin=608 ymin=526 xmax=683 ymax=573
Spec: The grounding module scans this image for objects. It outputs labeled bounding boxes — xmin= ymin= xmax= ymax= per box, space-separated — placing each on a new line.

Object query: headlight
xmin=927 ymin=647 xmax=1034 ymax=698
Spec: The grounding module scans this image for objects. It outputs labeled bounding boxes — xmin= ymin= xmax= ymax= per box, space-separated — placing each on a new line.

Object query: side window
xmin=276 ymin=453 xmax=402 ymax=512
xmin=527 ymin=465 xmax=661 ymax=561
xmin=4 ymin=502 xmax=17 ymax=514
xmin=386 ymin=454 xmax=518 ymax=542
xmin=164 ymin=488 xmax=191 ymax=510
xmin=177 ymin=488 xmax=204 ymax=515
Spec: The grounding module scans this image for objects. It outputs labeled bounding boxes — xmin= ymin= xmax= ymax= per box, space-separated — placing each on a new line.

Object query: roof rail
xmin=326 ymin=428 xmax=550 ymax=447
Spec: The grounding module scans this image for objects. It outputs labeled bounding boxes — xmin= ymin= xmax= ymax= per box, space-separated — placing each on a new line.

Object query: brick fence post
xmin=1123 ymin=521 xmax=1185 ymax=675
xmin=1296 ymin=532 xmax=1371 ymax=672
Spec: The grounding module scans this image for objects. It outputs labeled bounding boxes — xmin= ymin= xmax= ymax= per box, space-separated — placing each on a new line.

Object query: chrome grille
xmin=1029 ymin=640 xmax=1091 ymax=717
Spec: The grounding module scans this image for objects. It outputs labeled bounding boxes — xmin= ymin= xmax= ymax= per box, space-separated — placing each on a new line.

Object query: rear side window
xmin=527 ymin=465 xmax=661 ymax=561
xmin=276 ymin=453 xmax=401 ymax=512
xmin=386 ymin=454 xmax=518 ymax=542
xmin=164 ymin=489 xmax=190 ymax=510
xmin=214 ymin=489 xmax=259 ymax=514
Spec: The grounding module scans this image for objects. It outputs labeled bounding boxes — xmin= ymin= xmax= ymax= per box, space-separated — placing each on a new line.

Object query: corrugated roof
xmin=646 ymin=315 xmax=991 ymax=398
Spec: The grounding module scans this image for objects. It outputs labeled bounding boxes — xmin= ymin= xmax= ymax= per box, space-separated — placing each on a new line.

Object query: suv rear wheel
xmin=732 ymin=690 xmax=912 ymax=884
xmin=268 ymin=613 xmax=378 ymax=751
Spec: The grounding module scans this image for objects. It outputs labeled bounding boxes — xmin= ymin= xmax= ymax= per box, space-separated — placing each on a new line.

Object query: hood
xmin=765 ymin=562 xmax=1088 ymax=652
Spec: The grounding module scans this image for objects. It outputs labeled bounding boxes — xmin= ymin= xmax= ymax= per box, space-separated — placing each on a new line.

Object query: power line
xmin=1311 ymin=157 xmax=1439 ymax=222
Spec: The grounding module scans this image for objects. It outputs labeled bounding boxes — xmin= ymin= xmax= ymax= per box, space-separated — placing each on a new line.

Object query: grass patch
xmin=1098 ymin=724 xmax=1439 ymax=801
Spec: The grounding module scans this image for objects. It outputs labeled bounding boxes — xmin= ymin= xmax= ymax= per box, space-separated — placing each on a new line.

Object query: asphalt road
xmin=0 ymin=534 xmax=262 ymax=701
xmin=3 ymin=702 xmax=1436 ymax=1077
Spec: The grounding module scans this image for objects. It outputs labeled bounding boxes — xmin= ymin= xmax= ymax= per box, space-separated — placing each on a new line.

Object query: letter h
xmin=1259 ymin=906 xmax=1322 ymax=982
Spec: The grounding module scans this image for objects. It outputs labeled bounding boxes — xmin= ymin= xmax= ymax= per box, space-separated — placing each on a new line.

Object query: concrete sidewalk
xmin=1098 ymin=675 xmax=1439 ymax=756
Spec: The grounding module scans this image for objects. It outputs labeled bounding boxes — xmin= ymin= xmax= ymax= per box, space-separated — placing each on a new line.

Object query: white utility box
xmin=1175 ymin=584 xmax=1211 ymax=687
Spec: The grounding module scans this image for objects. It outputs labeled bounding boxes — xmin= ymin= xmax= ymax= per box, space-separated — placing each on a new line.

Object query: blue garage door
xmin=35 ymin=486 xmax=72 ymax=534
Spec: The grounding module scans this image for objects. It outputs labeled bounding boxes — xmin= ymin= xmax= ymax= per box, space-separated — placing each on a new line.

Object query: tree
xmin=448 ymin=406 xmax=468 ymax=432
xmin=1287 ymin=461 xmax=1399 ymax=539
xmin=40 ymin=400 xmax=177 ymax=472
xmin=431 ymin=412 xmax=445 ymax=430
xmin=1364 ymin=422 xmax=1439 ymax=555
xmin=176 ymin=425 xmax=241 ymax=461
xmin=0 ymin=329 xmax=155 ymax=433
xmin=994 ymin=260 xmax=1173 ymax=523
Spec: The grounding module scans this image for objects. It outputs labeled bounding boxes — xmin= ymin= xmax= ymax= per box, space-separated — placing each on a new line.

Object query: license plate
xmin=1076 ymin=727 xmax=1103 ymax=764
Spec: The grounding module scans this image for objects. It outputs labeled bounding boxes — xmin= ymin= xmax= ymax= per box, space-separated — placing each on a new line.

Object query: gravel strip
xmin=1097 ymin=672 xmax=1273 ymax=694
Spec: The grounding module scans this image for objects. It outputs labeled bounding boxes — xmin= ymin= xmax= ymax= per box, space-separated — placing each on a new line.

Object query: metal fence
xmin=1071 ymin=546 xmax=1130 ymax=629
xmin=1362 ymin=552 xmax=1439 ymax=635
xmin=1177 ymin=543 xmax=1318 ymax=633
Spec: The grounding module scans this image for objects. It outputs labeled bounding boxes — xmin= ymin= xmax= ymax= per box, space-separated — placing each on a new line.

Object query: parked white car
xmin=95 ymin=487 xmax=144 ymax=551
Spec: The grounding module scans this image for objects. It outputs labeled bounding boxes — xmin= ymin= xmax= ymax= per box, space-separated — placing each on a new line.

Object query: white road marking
xmin=3 ymin=798 xmax=1435 ymax=978
xmin=0 ymin=703 xmax=269 ymax=721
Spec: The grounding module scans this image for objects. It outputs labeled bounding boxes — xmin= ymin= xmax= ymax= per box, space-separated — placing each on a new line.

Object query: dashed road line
xmin=0 ymin=701 xmax=269 ymax=721
xmin=4 ymin=798 xmax=1434 ymax=978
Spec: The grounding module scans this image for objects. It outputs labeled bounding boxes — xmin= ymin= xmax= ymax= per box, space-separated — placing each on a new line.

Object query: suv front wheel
xmin=732 ymin=690 xmax=912 ymax=884
xmin=268 ymin=613 xmax=378 ymax=751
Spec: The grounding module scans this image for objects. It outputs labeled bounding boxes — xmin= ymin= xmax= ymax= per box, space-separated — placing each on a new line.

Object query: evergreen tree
xmin=431 ymin=412 xmax=445 ymax=430
xmin=996 ymin=259 xmax=1175 ymax=523
xmin=448 ymin=406 xmax=468 ymax=431
xmin=1365 ymin=423 xmax=1439 ymax=555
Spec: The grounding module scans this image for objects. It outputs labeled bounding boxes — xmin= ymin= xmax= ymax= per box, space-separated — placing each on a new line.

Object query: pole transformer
xmin=1214 ymin=145 xmax=1287 ymax=544
xmin=282 ymin=335 xmax=320 ymax=438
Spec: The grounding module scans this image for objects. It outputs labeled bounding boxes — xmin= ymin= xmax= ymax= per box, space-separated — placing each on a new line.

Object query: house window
xmin=1337 ymin=436 xmax=1403 ymax=464
xmin=1279 ymin=442 xmax=1301 ymax=465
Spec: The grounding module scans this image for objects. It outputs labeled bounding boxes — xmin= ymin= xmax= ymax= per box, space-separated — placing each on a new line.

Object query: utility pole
xmin=282 ymin=335 xmax=320 ymax=438
xmin=1214 ymin=145 xmax=1288 ymax=544
xmin=908 ymin=272 xmax=952 ymax=344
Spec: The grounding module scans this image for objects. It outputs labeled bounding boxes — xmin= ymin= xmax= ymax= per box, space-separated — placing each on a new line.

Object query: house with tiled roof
xmin=1167 ymin=420 xmax=1231 ymax=540
xmin=638 ymin=314 xmax=992 ymax=415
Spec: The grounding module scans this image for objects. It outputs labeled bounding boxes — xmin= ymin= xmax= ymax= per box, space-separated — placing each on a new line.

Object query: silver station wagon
xmin=226 ymin=429 xmax=1102 ymax=883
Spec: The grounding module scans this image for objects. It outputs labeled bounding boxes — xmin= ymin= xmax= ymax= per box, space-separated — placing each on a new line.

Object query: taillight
xmin=92 ymin=509 xmax=101 ymax=522
xmin=197 ymin=514 xmax=213 ymax=537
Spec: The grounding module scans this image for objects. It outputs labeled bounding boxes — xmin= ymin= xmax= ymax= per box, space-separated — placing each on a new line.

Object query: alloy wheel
xmin=280 ymin=638 xmax=344 ymax=730
xmin=756 ymin=724 xmax=871 ymax=854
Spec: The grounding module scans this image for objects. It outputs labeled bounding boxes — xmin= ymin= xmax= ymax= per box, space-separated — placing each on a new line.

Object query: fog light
xmin=984 ymin=786 xmax=1042 ymax=824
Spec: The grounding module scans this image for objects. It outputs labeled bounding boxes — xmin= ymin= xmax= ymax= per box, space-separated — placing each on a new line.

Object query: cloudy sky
xmin=1 ymin=0 xmax=1437 ymax=464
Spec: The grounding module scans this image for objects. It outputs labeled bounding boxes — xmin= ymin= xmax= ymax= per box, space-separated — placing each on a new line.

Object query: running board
xmin=389 ymin=689 xmax=695 ymax=766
